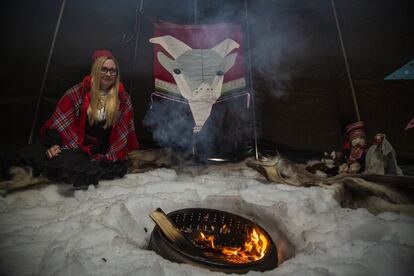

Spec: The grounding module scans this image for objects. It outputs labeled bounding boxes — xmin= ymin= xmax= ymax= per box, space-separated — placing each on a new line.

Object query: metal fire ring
xmin=149 ymin=208 xmax=278 ymax=274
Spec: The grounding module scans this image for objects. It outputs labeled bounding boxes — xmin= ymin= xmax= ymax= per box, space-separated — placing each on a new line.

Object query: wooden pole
xmin=28 ymin=0 xmax=67 ymax=144
xmin=330 ymin=0 xmax=361 ymax=121
xmin=244 ymin=0 xmax=260 ymax=160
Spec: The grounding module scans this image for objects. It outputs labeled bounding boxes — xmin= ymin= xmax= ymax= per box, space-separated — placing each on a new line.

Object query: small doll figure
xmin=337 ymin=121 xmax=367 ymax=174
xmin=365 ymin=133 xmax=403 ymax=175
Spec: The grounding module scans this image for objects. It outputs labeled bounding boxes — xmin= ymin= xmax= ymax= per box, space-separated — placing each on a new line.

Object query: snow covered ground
xmin=0 ymin=162 xmax=413 ymax=276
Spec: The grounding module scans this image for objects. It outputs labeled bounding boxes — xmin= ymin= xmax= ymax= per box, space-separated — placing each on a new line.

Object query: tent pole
xmin=244 ymin=0 xmax=259 ymax=160
xmin=128 ymin=0 xmax=144 ymax=94
xmin=28 ymin=0 xmax=67 ymax=144
xmin=330 ymin=0 xmax=361 ymax=121
xmin=191 ymin=0 xmax=197 ymax=159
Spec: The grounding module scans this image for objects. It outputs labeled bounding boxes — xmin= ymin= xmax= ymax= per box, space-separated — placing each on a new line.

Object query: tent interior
xmin=1 ymin=0 xmax=413 ymax=172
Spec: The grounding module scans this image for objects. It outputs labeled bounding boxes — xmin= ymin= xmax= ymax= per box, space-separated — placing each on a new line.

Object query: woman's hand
xmin=46 ymin=145 xmax=61 ymax=158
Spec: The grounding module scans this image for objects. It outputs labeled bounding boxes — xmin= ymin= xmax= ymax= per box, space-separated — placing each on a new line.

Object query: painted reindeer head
xmin=150 ymin=35 xmax=239 ymax=132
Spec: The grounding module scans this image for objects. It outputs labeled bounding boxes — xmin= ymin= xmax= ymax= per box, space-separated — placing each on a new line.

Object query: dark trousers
xmin=0 ymin=142 xmax=127 ymax=187
xmin=43 ymin=149 xmax=127 ymax=187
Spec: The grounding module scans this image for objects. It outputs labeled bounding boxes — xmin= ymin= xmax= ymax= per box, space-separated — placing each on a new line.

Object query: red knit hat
xmin=345 ymin=121 xmax=366 ymax=141
xmin=345 ymin=121 xmax=364 ymax=133
xmin=92 ymin=50 xmax=114 ymax=62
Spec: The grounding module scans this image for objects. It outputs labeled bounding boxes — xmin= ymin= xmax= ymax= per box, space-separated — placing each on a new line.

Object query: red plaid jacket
xmin=41 ymin=76 xmax=139 ymax=161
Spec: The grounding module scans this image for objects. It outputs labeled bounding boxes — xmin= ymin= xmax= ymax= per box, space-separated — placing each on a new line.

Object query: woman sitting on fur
xmin=0 ymin=50 xmax=139 ymax=191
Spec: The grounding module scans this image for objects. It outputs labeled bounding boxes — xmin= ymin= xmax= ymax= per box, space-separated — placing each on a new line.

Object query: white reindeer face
xmin=158 ymin=50 xmax=235 ymax=94
xmin=150 ymin=35 xmax=240 ymax=132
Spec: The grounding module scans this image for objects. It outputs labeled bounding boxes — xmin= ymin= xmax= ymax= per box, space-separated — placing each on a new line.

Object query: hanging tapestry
xmin=150 ymin=22 xmax=248 ymax=133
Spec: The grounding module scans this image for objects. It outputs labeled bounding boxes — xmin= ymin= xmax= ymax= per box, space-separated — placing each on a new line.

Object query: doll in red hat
xmin=337 ymin=121 xmax=368 ymax=174
xmin=306 ymin=121 xmax=367 ymax=177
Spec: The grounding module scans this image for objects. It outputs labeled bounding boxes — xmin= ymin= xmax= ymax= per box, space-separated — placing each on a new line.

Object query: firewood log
xmin=149 ymin=208 xmax=205 ymax=258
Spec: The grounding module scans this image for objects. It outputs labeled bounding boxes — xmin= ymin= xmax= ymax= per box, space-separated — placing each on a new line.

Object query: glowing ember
xmin=194 ymin=225 xmax=270 ymax=264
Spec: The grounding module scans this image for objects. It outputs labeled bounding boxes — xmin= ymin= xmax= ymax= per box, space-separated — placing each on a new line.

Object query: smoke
xmin=188 ymin=1 xmax=324 ymax=98
xmin=143 ymin=96 xmax=252 ymax=161
xmin=247 ymin=0 xmax=319 ymax=99
xmin=143 ymin=99 xmax=192 ymax=155
xmin=143 ymin=0 xmax=331 ymax=159
xmin=143 ymin=1 xmax=255 ymax=161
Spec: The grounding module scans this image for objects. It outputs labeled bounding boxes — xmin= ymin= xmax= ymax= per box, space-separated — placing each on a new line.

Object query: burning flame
xmin=196 ymin=225 xmax=269 ymax=263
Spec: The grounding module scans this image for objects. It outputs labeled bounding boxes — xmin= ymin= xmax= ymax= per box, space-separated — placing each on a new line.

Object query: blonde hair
xmin=87 ymin=56 xmax=120 ymax=128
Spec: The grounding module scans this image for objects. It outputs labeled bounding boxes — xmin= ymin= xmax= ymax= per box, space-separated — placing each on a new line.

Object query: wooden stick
xmin=149 ymin=208 xmax=205 ymax=258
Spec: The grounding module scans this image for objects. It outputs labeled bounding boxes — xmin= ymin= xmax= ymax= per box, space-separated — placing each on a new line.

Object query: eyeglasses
xmin=100 ymin=67 xmax=118 ymax=76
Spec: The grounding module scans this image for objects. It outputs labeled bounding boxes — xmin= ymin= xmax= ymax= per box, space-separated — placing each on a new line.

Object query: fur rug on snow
xmin=246 ymin=156 xmax=414 ymax=216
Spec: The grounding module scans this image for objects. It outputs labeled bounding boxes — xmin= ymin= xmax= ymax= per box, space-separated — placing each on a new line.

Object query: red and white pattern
xmin=41 ymin=75 xmax=139 ymax=161
xmin=150 ymin=22 xmax=247 ymax=133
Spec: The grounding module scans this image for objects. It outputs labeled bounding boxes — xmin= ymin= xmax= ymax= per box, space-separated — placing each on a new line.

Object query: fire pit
xmin=149 ymin=208 xmax=278 ymax=274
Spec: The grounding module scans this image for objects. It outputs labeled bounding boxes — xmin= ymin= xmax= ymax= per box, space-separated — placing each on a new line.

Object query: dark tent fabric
xmin=0 ymin=0 xmax=413 ymax=164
